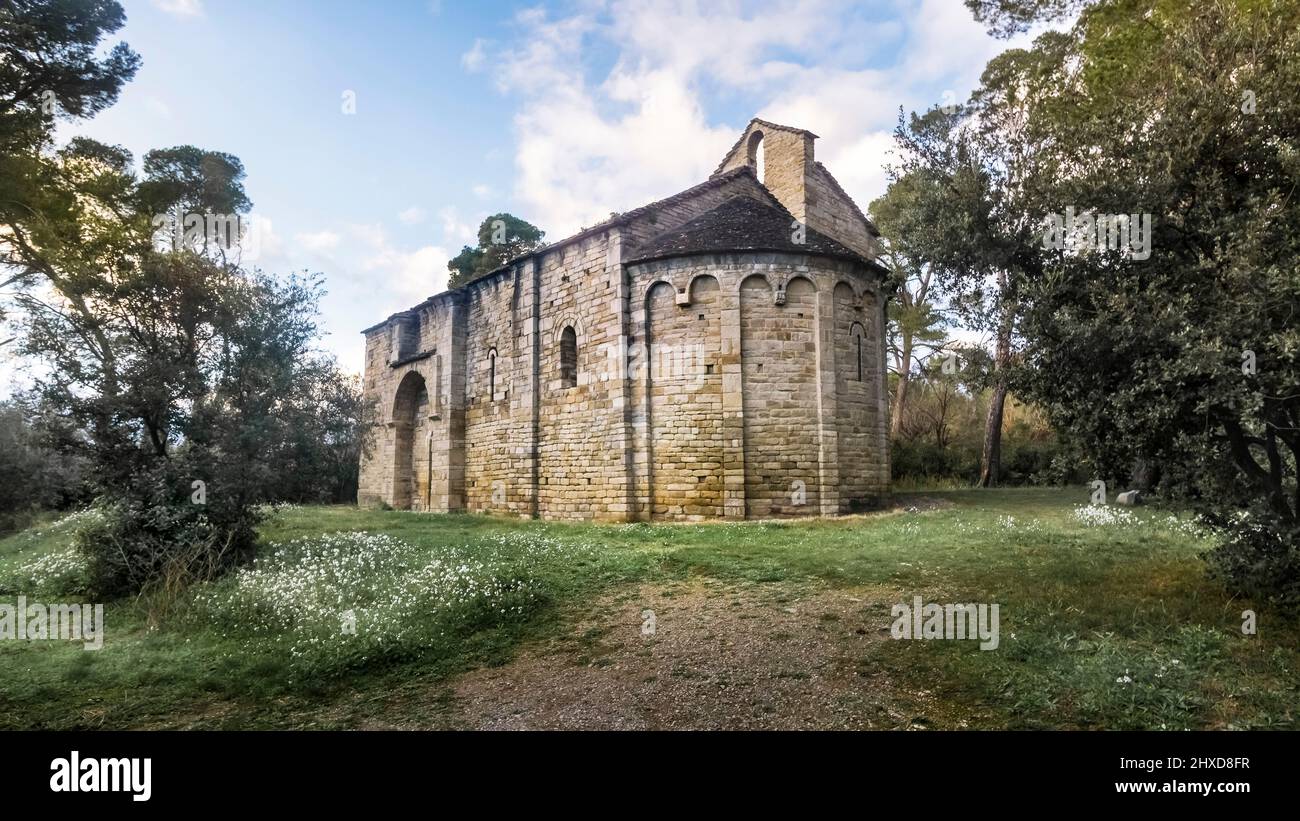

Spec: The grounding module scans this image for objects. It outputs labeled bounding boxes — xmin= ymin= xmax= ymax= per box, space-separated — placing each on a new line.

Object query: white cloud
xmin=480 ymin=0 xmax=1039 ymax=237
xmin=237 ymin=213 xmax=280 ymax=263
xmin=349 ymin=222 xmax=389 ymax=253
xmin=461 ymin=38 xmax=490 ymax=72
xmin=397 ymin=206 xmax=427 ymax=225
xmin=376 ymin=246 xmax=450 ymax=306
xmin=488 ymin=6 xmax=736 ymax=236
xmin=251 ymin=221 xmax=450 ymax=377
xmin=353 ymin=224 xmax=450 ymax=306
xmin=438 ymin=207 xmax=477 ymax=248
xmin=151 ymin=0 xmax=204 ymax=17
xmin=294 ymin=230 xmax=341 ymax=252
xmin=471 ymin=184 xmax=493 ymax=200
xmin=901 ymin=0 xmax=1012 ymax=87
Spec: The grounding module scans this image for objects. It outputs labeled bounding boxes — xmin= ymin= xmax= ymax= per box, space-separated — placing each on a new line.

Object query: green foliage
xmin=2 ymin=14 xmax=374 ymax=591
xmin=1006 ymin=0 xmax=1300 ymax=605
xmin=187 ymin=530 xmax=561 ymax=678
xmin=446 ymin=212 xmax=545 ymax=288
xmin=0 ymin=0 xmax=140 ymax=335
xmin=136 ymin=145 xmax=252 ymax=217
xmin=871 ymin=175 xmax=951 ymax=441
xmin=886 ymin=74 xmax=1054 ymax=484
xmin=0 ymin=399 xmax=91 ymax=534
xmin=1206 ymin=518 xmax=1300 ymax=610
xmin=30 ymin=257 xmax=372 ymax=595
xmin=891 ymin=372 xmax=1076 ymax=486
xmin=0 ymin=0 xmax=140 ymax=152
xmin=895 ymin=437 xmax=1055 ymax=487
xmin=445 ymin=245 xmax=484 ymax=287
xmin=75 ymin=482 xmax=259 ymax=600
xmin=965 ymin=0 xmax=1087 ymax=38
xmin=892 ymin=438 xmax=982 ymax=484
xmin=0 ymin=508 xmax=99 ymax=597
xmin=898 ymin=0 xmax=1299 ymax=605
xmin=257 ymin=366 xmax=372 ymax=504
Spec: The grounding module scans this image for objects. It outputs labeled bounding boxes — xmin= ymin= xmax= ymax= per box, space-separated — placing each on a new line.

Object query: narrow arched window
xmin=856 ymin=334 xmax=863 ymax=382
xmin=746 ymin=130 xmax=765 ymax=184
xmin=488 ymin=349 xmax=497 ymax=401
xmin=560 ymin=326 xmax=577 ymax=388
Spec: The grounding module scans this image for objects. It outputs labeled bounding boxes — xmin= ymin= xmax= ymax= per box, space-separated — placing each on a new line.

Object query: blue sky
xmin=3 ymin=0 xmax=1030 ymax=389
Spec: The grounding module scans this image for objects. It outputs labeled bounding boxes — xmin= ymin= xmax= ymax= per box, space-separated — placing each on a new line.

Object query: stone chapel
xmin=358 ymin=118 xmax=891 ymax=520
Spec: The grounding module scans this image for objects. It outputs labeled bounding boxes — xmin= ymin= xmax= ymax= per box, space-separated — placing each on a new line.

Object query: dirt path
xmin=411 ymin=578 xmax=921 ymax=730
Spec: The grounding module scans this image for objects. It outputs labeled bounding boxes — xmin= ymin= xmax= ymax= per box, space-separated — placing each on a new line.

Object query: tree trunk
xmin=979 ymin=381 xmax=1007 ymax=487
xmin=890 ymin=349 xmax=911 ymax=437
xmin=978 ymin=271 xmax=1013 ymax=488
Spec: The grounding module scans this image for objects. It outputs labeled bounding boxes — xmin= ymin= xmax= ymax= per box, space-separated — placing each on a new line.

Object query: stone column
xmin=624 ymin=265 xmax=652 ymax=521
xmin=720 ymin=275 xmax=747 ymax=520
xmin=814 ymin=269 xmax=841 ymax=515
xmin=604 ymin=228 xmax=637 ymax=522
xmin=424 ymin=296 xmax=466 ymax=513
xmin=446 ymin=295 xmax=466 ymax=511
xmin=512 ymin=259 xmax=541 ymax=518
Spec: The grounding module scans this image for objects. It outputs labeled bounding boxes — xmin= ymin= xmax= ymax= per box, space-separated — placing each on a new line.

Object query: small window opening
xmin=560 ymin=326 xmax=578 ymax=388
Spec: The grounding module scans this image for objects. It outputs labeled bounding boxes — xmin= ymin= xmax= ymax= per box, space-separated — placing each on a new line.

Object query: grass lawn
xmin=0 ymin=487 xmax=1295 ymax=730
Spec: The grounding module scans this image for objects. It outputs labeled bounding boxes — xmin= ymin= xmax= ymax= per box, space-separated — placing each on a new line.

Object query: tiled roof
xmin=464 ymin=166 xmax=760 ymax=284
xmin=625 ymin=194 xmax=866 ymax=264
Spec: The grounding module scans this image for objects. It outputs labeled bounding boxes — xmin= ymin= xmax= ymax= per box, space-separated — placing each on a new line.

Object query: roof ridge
xmin=750 ymin=117 xmax=819 ymax=138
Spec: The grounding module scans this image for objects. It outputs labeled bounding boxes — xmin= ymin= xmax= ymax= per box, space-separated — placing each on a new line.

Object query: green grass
xmin=0 ymin=488 xmax=1295 ymax=729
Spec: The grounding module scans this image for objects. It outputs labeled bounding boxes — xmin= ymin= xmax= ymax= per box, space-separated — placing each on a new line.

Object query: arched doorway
xmin=392 ymin=371 xmax=430 ymax=510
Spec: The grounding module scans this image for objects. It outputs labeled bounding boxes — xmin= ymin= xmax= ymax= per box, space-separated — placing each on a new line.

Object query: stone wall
xmin=535 ymin=231 xmax=627 ymax=521
xmin=622 ymin=252 xmax=889 ymax=520
xmin=463 ymin=271 xmax=525 ymax=515
xmin=806 ymin=164 xmax=880 ymax=261
xmin=834 ymin=282 xmax=883 ymax=509
xmin=358 ymin=119 xmax=891 ymax=521
xmin=642 ymin=276 xmax=725 ymax=519
xmin=715 ymin=121 xmax=813 ymax=223
xmin=358 ymin=294 xmax=463 ymax=511
xmin=740 ymin=273 xmax=820 ymax=516
xmin=360 ymin=247 xmax=887 ymax=520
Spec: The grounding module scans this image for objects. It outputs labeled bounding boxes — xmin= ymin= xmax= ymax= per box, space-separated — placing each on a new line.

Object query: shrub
xmin=891 ymin=438 xmax=981 ymax=484
xmin=891 ymin=429 xmax=1078 ymax=488
xmin=76 ymin=466 xmax=260 ymax=599
xmin=1206 ymin=512 xmax=1300 ymax=610
xmin=0 ymin=400 xmax=92 ymax=536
